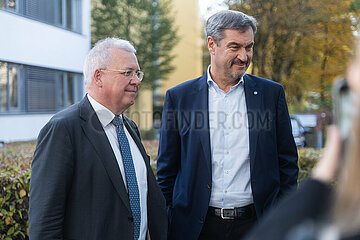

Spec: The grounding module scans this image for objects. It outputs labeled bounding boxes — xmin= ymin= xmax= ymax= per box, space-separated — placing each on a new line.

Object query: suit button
xmin=207 ymin=184 xmax=211 ymax=189
xmin=199 ymin=218 xmax=204 ymax=224
xmin=128 ymin=216 xmax=134 ymax=222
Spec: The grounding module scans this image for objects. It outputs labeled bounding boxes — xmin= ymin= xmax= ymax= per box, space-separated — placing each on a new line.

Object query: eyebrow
xmin=227 ymin=42 xmax=254 ymax=48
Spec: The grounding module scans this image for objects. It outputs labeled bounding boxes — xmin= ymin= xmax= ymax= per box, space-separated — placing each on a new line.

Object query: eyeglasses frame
xmin=100 ymin=68 xmax=144 ymax=81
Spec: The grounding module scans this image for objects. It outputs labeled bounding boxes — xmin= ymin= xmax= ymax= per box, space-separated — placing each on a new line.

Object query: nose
xmin=237 ymin=48 xmax=247 ymax=62
xmin=130 ymin=75 xmax=141 ymax=86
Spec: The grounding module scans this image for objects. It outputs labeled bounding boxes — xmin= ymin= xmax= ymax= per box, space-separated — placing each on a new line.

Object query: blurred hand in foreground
xmin=312 ymin=125 xmax=341 ymax=184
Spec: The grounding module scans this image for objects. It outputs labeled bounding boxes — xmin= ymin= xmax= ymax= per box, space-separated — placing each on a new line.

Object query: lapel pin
xmin=253 ymin=91 xmax=258 ymax=95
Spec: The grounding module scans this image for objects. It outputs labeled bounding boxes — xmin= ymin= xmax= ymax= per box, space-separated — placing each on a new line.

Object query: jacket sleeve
xmin=156 ymin=90 xmax=181 ymax=209
xmin=276 ymin=86 xmax=299 ymax=196
xmin=29 ymin=119 xmax=74 ymax=240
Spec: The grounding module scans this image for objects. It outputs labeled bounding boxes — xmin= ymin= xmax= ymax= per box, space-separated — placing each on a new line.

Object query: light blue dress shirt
xmin=207 ymin=67 xmax=254 ymax=208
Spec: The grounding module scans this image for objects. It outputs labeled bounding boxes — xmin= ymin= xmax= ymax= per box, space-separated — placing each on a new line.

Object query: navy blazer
xmin=29 ymin=96 xmax=167 ymax=240
xmin=157 ymin=73 xmax=298 ymax=240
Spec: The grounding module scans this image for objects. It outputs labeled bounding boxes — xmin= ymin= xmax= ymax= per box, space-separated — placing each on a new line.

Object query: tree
xmin=227 ymin=0 xmax=359 ymax=111
xmin=92 ymin=0 xmax=178 ymax=89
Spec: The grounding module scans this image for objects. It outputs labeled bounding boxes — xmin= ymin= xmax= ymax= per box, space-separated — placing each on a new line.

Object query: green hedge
xmin=297 ymin=148 xmax=323 ymax=184
xmin=0 ymin=168 xmax=30 ymax=240
xmin=0 ymin=141 xmax=322 ymax=239
xmin=0 ymin=142 xmax=34 ymax=240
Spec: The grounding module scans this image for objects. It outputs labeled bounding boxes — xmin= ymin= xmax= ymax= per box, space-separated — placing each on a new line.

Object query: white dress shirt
xmin=207 ymin=67 xmax=254 ymax=208
xmin=87 ymin=94 xmax=148 ymax=240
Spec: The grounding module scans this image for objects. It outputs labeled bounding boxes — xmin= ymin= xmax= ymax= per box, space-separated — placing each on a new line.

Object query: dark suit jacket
xmin=29 ymin=96 xmax=167 ymax=240
xmin=156 ymin=73 xmax=298 ymax=240
xmin=246 ymin=179 xmax=360 ymax=240
xmin=244 ymin=179 xmax=332 ymax=240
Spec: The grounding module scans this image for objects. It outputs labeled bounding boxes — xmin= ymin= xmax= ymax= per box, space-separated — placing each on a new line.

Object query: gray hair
xmin=83 ymin=37 xmax=136 ymax=86
xmin=206 ymin=10 xmax=257 ymax=45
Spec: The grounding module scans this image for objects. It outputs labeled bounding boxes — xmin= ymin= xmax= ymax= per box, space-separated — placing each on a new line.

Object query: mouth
xmin=125 ymin=89 xmax=138 ymax=94
xmin=231 ymin=60 xmax=248 ymax=68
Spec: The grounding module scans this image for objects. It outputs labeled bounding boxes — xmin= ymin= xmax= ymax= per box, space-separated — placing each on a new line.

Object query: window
xmin=67 ymin=72 xmax=74 ymax=106
xmin=0 ymin=63 xmax=22 ymax=113
xmin=58 ymin=72 xmax=65 ymax=107
xmin=25 ymin=0 xmax=62 ymax=26
xmin=7 ymin=0 xmax=16 ymax=11
xmin=66 ymin=0 xmax=72 ymax=29
xmin=57 ymin=72 xmax=82 ymax=109
xmin=9 ymin=66 xmax=19 ymax=109
xmin=0 ymin=61 xmax=83 ymax=114
xmin=0 ymin=62 xmax=7 ymax=111
xmin=1 ymin=0 xmax=82 ymax=33
xmin=0 ymin=0 xmax=19 ymax=12
xmin=26 ymin=66 xmax=57 ymax=112
xmin=25 ymin=65 xmax=83 ymax=112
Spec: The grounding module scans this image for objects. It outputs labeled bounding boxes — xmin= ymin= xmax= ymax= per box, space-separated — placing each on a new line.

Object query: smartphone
xmin=332 ymin=77 xmax=358 ymax=140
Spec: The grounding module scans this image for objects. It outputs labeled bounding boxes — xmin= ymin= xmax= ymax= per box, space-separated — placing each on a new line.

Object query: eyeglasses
xmin=101 ymin=68 xmax=144 ymax=81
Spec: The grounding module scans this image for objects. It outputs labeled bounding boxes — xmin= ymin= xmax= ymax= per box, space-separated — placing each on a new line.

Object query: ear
xmin=93 ymin=69 xmax=103 ymax=87
xmin=207 ymin=36 xmax=217 ymax=55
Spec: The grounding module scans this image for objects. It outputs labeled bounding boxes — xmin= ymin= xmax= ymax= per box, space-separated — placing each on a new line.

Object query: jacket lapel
xmin=196 ymin=73 xmax=212 ymax=176
xmin=123 ymin=117 xmax=152 ymax=170
xmin=244 ymin=74 xmax=262 ymax=169
xmin=78 ymin=97 xmax=131 ymax=212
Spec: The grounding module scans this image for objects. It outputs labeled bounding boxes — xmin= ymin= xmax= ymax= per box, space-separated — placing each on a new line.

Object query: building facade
xmin=0 ymin=0 xmax=91 ymax=142
xmin=159 ymin=0 xmax=203 ymax=93
xmin=128 ymin=0 xmax=203 ymax=135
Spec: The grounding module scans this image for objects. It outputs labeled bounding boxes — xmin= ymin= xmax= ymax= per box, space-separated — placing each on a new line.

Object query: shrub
xmin=0 ymin=140 xmax=321 ymax=239
xmin=0 ymin=141 xmax=34 ymax=240
xmin=139 ymin=129 xmax=156 ymax=140
xmin=142 ymin=140 xmax=159 ymax=175
xmin=297 ymin=147 xmax=323 ymax=184
xmin=0 ymin=168 xmax=30 ymax=240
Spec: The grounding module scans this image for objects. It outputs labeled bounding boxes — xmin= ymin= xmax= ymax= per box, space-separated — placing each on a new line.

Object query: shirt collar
xmin=206 ymin=65 xmax=244 ymax=90
xmin=87 ymin=94 xmax=121 ymax=128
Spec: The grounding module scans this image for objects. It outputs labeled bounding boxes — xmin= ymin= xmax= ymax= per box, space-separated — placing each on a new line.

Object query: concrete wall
xmin=0 ymin=114 xmax=53 ymax=142
xmin=0 ymin=0 xmax=91 ymax=142
xmin=0 ymin=0 xmax=91 ymax=72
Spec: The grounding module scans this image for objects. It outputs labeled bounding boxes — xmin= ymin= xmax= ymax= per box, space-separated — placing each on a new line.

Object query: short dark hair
xmin=206 ymin=10 xmax=257 ymax=45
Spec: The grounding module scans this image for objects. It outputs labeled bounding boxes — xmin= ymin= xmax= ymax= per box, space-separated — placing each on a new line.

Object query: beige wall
xmin=128 ymin=0 xmax=203 ymax=131
xmin=160 ymin=0 xmax=203 ymax=94
xmin=126 ymin=88 xmax=153 ymax=130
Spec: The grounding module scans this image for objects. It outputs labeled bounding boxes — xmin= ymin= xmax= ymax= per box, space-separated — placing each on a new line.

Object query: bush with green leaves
xmin=0 ymin=168 xmax=30 ymax=240
xmin=297 ymin=147 xmax=323 ymax=184
xmin=0 ymin=140 xmax=322 ymax=239
xmin=0 ymin=141 xmax=34 ymax=240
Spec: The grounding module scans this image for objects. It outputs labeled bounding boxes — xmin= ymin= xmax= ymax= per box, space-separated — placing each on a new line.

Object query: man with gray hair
xmin=29 ymin=38 xmax=167 ymax=240
xmin=157 ymin=10 xmax=298 ymax=240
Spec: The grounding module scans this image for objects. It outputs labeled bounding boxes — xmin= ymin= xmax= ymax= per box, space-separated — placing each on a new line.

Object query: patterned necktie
xmin=112 ymin=115 xmax=141 ymax=240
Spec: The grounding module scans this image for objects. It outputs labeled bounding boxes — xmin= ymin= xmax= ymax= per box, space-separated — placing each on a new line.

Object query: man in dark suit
xmin=29 ymin=38 xmax=167 ymax=240
xmin=157 ymin=10 xmax=298 ymax=240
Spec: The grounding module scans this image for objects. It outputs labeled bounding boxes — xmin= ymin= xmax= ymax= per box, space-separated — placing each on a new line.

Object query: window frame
xmin=1 ymin=0 xmax=82 ymax=33
xmin=0 ymin=63 xmax=24 ymax=113
xmin=7 ymin=64 xmax=22 ymax=111
xmin=0 ymin=61 xmax=83 ymax=114
xmin=4 ymin=0 xmax=19 ymax=12
xmin=56 ymin=71 xmax=77 ymax=109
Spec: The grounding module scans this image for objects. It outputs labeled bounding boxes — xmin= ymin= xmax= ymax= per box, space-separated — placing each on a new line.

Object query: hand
xmin=312 ymin=126 xmax=341 ymax=183
xmin=347 ymin=41 xmax=360 ymax=96
xmin=347 ymin=60 xmax=360 ymax=95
